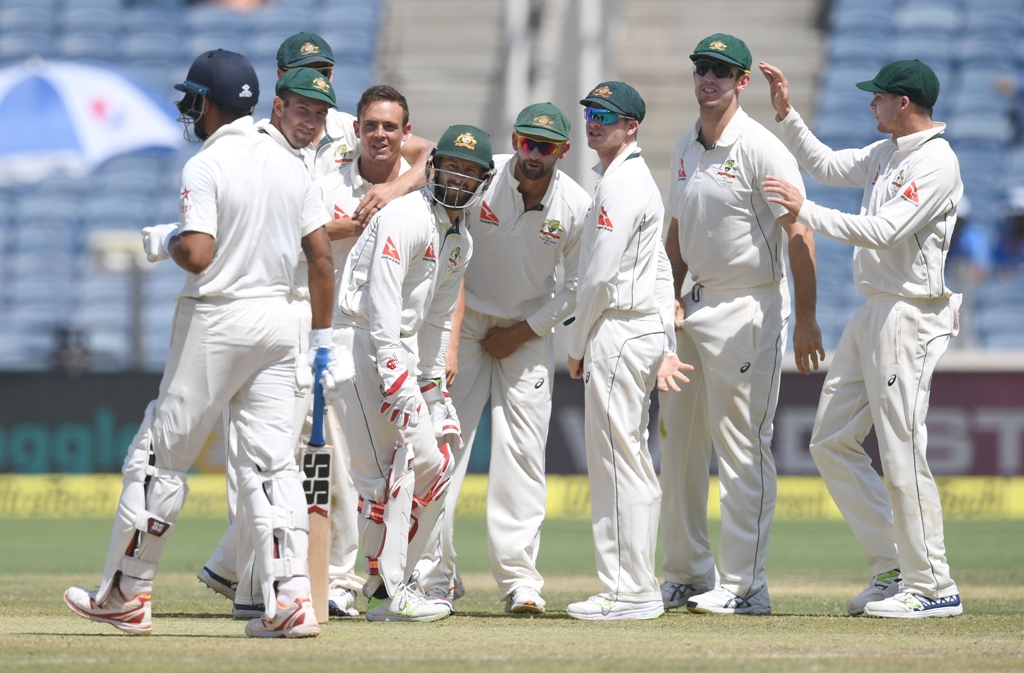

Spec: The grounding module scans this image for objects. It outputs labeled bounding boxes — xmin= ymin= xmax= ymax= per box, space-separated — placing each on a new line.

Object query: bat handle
xmin=310 ymin=347 xmax=329 ymax=447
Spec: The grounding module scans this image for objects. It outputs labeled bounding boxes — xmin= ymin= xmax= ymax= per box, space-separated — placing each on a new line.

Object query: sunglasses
xmin=694 ymin=61 xmax=737 ymax=79
xmin=282 ymin=65 xmax=334 ymax=77
xmin=513 ymin=134 xmax=564 ymax=156
xmin=584 ymin=106 xmax=625 ymax=125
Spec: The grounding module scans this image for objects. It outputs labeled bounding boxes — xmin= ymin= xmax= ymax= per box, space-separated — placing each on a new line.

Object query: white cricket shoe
xmin=864 ymin=590 xmax=963 ymax=619
xmin=567 ymin=594 xmax=664 ymax=621
xmin=847 ymin=569 xmax=902 ymax=616
xmin=365 ymin=585 xmax=451 ymax=622
xmin=197 ymin=566 xmax=237 ymax=602
xmin=327 ymin=586 xmax=359 ymax=617
xmin=64 ymin=585 xmax=152 ymax=635
xmin=686 ymin=585 xmax=771 ymax=615
xmin=661 ymin=580 xmax=713 ymax=610
xmin=245 ymin=597 xmax=320 ymax=638
xmin=505 ymin=586 xmax=546 ymax=614
xmin=424 ymin=586 xmax=455 ymax=615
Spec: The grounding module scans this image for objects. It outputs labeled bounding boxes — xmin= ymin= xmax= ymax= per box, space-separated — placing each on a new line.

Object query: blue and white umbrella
xmin=0 ymin=59 xmax=184 ymax=184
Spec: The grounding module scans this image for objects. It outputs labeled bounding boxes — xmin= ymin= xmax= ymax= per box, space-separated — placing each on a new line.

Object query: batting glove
xmin=141 ymin=223 xmax=179 ymax=263
xmin=376 ymin=347 xmax=423 ymax=430
xmin=296 ymin=329 xmax=348 ymax=391
xmin=418 ymin=376 xmax=462 ymax=449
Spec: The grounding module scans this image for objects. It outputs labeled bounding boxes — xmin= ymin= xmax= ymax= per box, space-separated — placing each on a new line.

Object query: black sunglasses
xmin=694 ymin=61 xmax=737 ymax=79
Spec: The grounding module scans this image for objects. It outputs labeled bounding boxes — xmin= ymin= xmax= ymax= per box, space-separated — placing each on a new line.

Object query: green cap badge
xmin=856 ymin=59 xmax=940 ymax=109
xmin=276 ymin=67 xmax=337 ymax=107
xmin=689 ymin=33 xmax=752 ymax=71
xmin=434 ymin=124 xmax=493 ymax=169
xmin=277 ymin=32 xmax=335 ymax=68
xmin=579 ymin=81 xmax=646 ymax=123
xmin=514 ymin=102 xmax=571 ymax=142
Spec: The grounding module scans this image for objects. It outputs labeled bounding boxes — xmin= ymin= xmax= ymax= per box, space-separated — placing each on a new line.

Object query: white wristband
xmin=311 ymin=328 xmax=333 ymax=348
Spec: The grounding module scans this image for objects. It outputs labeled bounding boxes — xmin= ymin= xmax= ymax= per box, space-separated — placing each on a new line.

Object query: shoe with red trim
xmin=64 ymin=585 xmax=153 ymax=635
xmin=245 ymin=597 xmax=320 ymax=638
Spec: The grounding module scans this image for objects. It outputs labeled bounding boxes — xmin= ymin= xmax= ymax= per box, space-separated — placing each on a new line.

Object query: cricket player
xmin=659 ymin=34 xmax=823 ymax=616
xmin=313 ymin=84 xmax=416 ymax=617
xmin=324 ymin=125 xmax=494 ymax=622
xmin=566 ymin=81 xmax=691 ymax=621
xmin=760 ymin=59 xmax=964 ymax=618
xmin=64 ymin=50 xmax=338 ymax=638
xmin=413 ymin=102 xmax=591 ymax=614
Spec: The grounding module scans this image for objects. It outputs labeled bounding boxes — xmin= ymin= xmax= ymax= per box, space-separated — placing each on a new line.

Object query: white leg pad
xmin=362 ymin=444 xmax=414 ymax=597
xmin=238 ymin=464 xmax=310 ymax=619
xmin=407 ymin=444 xmax=454 ymax=575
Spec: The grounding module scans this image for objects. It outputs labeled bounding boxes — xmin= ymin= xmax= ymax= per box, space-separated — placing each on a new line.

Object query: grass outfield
xmin=1 ymin=518 xmax=1021 ymax=672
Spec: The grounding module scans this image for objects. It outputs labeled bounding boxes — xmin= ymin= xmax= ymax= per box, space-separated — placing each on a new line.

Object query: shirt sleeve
xmin=179 ymin=156 xmax=219 ymax=237
xmin=419 ymin=230 xmax=471 ymax=379
xmin=526 ymin=199 xmax=587 ymax=335
xmin=777 ymin=108 xmax=877 ymax=189
xmin=300 ymin=180 xmax=331 ymax=238
xmin=750 ymin=131 xmax=806 ymax=222
xmin=367 ymin=214 xmax=418 ymax=359
xmin=796 ymin=149 xmax=958 ymax=250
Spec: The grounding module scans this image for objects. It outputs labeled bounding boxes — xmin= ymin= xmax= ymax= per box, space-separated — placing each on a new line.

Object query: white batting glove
xmin=141 ymin=223 xmax=179 ymax=263
xmin=418 ymin=376 xmax=463 ymax=449
xmin=375 ymin=347 xmax=423 ymax=430
xmin=296 ymin=329 xmax=347 ymax=391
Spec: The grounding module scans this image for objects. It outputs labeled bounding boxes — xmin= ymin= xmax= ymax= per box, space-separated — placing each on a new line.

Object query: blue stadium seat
xmin=0 ymin=29 xmax=53 ymax=60
xmin=58 ymin=5 xmax=120 ymax=33
xmin=894 ymin=4 xmax=961 ymax=34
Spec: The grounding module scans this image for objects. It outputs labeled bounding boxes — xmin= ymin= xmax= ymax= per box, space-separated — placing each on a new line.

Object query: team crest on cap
xmin=300 ymin=42 xmax=320 ymax=56
xmin=709 ymin=40 xmax=728 ymax=51
xmin=312 ymin=77 xmax=331 ymax=93
xmin=239 ymin=84 xmax=253 ymax=98
xmin=455 ymin=133 xmax=478 ymax=150
xmin=591 ymin=85 xmax=613 ymax=99
xmin=533 ymin=114 xmax=554 ymax=128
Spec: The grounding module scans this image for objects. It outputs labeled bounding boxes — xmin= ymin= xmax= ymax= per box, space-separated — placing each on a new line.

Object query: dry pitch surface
xmin=2 ymin=519 xmax=1021 ymax=673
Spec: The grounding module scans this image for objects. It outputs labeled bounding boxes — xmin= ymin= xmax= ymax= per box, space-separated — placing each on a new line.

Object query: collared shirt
xmin=178 ymin=116 xmax=327 ymax=300
xmin=314 ymin=153 xmax=411 ymax=308
xmin=335 ymin=188 xmax=472 ymax=379
xmin=307 ymin=108 xmax=359 ymax=180
xmin=568 ymin=142 xmax=667 ymax=359
xmin=780 ymin=109 xmax=961 ymax=299
xmin=667 ymin=107 xmax=806 ymax=291
xmin=465 ymin=154 xmax=591 ymax=333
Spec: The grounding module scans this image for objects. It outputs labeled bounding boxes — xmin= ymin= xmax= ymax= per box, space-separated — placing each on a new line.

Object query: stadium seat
xmin=894 ymin=4 xmax=961 ymax=34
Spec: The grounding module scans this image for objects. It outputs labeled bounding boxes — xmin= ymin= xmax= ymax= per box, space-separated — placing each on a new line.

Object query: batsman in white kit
xmin=761 ymin=58 xmax=964 ymax=618
xmin=567 ymin=82 xmax=692 ymax=621
xmin=413 ymin=102 xmax=590 ymax=613
xmin=63 ymin=50 xmax=339 ymax=638
xmin=324 ymin=124 xmax=494 ymax=621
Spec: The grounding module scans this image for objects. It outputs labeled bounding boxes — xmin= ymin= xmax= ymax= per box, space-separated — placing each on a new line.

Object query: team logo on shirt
xmin=447 ymin=246 xmax=462 ymax=271
xmin=677 ymin=158 xmax=687 ymax=180
xmin=381 ymin=236 xmax=401 ymax=263
xmin=334 ymin=204 xmax=349 ymax=219
xmin=717 ymin=158 xmax=739 ymax=179
xmin=597 ymin=207 xmax=613 ymax=231
xmin=423 ymin=240 xmax=437 ymax=262
xmin=539 ymin=219 xmax=563 ymax=245
xmin=891 ymin=169 xmax=905 ymax=189
xmin=901 ymin=181 xmax=920 ymax=205
xmin=180 ymin=187 xmax=192 ymax=213
xmin=334 ymin=143 xmax=353 ymax=165
xmin=480 ymin=201 xmax=500 ymax=225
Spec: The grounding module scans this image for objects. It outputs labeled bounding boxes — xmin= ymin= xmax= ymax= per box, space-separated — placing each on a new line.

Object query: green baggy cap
xmin=275 ymin=67 xmax=337 ymax=107
xmin=689 ymin=33 xmax=752 ymax=71
xmin=514 ymin=102 xmax=571 ymax=142
xmin=856 ymin=59 xmax=940 ymax=109
xmin=277 ymin=32 xmax=335 ymax=68
xmin=579 ymin=81 xmax=646 ymax=123
xmin=435 ymin=124 xmax=493 ymax=169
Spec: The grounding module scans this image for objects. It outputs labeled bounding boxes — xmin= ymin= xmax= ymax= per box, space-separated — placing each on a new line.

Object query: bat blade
xmin=302 ymin=346 xmax=332 ymax=624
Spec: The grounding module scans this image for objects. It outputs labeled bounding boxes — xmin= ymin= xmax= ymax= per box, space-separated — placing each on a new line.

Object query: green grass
xmin=1 ymin=518 xmax=1021 ymax=673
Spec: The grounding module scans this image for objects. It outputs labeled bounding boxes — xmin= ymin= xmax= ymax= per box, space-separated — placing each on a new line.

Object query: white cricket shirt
xmin=308 ymin=108 xmax=359 ymax=180
xmin=668 ymin=107 xmax=805 ymax=291
xmin=177 ymin=116 xmax=327 ymax=300
xmin=779 ymin=110 xmax=962 ymax=299
xmin=466 ymin=154 xmax=591 ymax=334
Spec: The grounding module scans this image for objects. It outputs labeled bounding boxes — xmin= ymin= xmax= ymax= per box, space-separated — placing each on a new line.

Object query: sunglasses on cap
xmin=513 ymin=133 xmax=565 ymax=156
xmin=694 ymin=60 xmax=738 ymax=79
xmin=281 ymin=64 xmax=334 ymax=77
xmin=584 ymin=106 xmax=627 ymax=125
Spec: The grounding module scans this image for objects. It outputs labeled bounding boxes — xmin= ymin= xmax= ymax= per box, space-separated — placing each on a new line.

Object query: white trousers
xmin=583 ymin=312 xmax=664 ymax=603
xmin=659 ymin=282 xmax=787 ymax=596
xmin=416 ymin=308 xmax=554 ymax=598
xmin=809 ymin=294 xmax=958 ymax=599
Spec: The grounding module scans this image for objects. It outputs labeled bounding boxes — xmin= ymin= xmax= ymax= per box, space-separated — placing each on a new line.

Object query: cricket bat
xmin=301 ymin=348 xmax=332 ymax=624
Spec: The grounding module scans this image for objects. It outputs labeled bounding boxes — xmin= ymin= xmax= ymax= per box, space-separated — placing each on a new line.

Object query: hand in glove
xmin=376 ymin=347 xmax=423 ymax=429
xmin=297 ymin=329 xmax=348 ymax=392
xmin=418 ymin=376 xmax=463 ymax=449
xmin=141 ymin=223 xmax=179 ymax=263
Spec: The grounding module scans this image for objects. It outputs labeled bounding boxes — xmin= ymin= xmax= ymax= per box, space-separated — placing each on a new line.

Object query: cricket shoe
xmin=424 ymin=586 xmax=455 ymax=615
xmin=452 ymin=568 xmax=466 ymax=601
xmin=567 ymin=594 xmax=664 ymax=621
xmin=233 ymin=603 xmax=265 ymax=620
xmin=365 ymin=585 xmax=452 ymax=622
xmin=686 ymin=585 xmax=771 ymax=615
xmin=661 ymin=580 xmax=714 ymax=610
xmin=505 ymin=586 xmax=546 ymax=614
xmin=863 ymin=590 xmax=962 ymax=619
xmin=197 ymin=566 xmax=237 ymax=602
xmin=847 ymin=569 xmax=902 ymax=616
xmin=328 ymin=586 xmax=360 ymax=617
xmin=64 ymin=585 xmax=152 ymax=635
xmin=245 ymin=597 xmax=320 ymax=638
